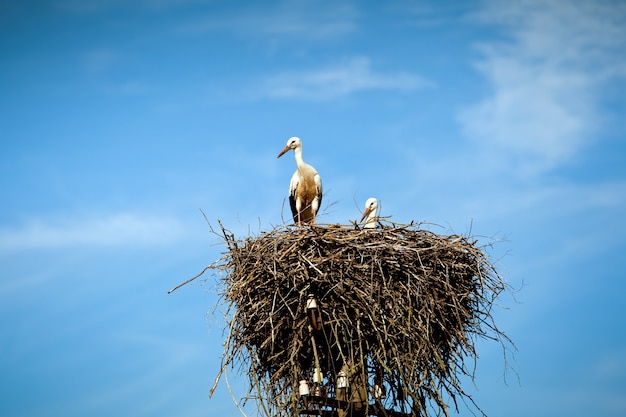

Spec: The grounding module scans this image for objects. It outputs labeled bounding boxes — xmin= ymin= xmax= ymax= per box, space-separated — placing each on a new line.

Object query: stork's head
xmin=360 ymin=197 xmax=379 ymax=226
xmin=277 ymin=136 xmax=301 ymax=158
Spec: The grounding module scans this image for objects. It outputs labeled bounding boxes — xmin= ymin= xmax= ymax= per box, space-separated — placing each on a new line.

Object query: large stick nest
xmin=209 ymin=222 xmax=510 ymax=417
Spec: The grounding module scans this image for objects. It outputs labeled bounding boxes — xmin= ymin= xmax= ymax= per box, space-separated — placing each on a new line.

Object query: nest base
xmin=210 ymin=222 xmax=509 ymax=417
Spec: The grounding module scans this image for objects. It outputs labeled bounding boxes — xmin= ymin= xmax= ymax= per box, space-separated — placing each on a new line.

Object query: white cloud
xmin=459 ymin=0 xmax=626 ymax=176
xmin=260 ymin=57 xmax=432 ymax=100
xmin=81 ymin=47 xmax=120 ymax=72
xmin=0 ymin=213 xmax=186 ymax=252
xmin=178 ymin=0 xmax=357 ymax=40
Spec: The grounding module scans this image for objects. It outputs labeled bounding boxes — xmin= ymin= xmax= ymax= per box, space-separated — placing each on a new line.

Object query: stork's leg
xmin=296 ymin=200 xmax=302 ymax=226
xmin=311 ymin=199 xmax=318 ymax=225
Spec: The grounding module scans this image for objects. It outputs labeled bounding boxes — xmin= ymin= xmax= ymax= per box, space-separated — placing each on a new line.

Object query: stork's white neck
xmin=293 ymin=145 xmax=306 ymax=169
xmin=364 ymin=211 xmax=377 ymax=228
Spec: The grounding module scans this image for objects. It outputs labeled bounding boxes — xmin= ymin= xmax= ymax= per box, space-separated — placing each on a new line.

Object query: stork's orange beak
xmin=277 ymin=146 xmax=291 ymax=158
xmin=360 ymin=207 xmax=371 ymax=222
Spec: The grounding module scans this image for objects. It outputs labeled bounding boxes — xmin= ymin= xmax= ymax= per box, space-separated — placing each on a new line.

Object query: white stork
xmin=277 ymin=137 xmax=323 ymax=225
xmin=360 ymin=197 xmax=379 ymax=229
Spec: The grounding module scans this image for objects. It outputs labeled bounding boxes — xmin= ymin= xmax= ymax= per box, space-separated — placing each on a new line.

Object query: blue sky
xmin=1 ymin=0 xmax=625 ymax=416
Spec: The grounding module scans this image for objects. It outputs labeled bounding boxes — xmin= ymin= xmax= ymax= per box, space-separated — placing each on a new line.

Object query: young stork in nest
xmin=277 ymin=137 xmax=323 ymax=225
xmin=360 ymin=197 xmax=379 ymax=229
